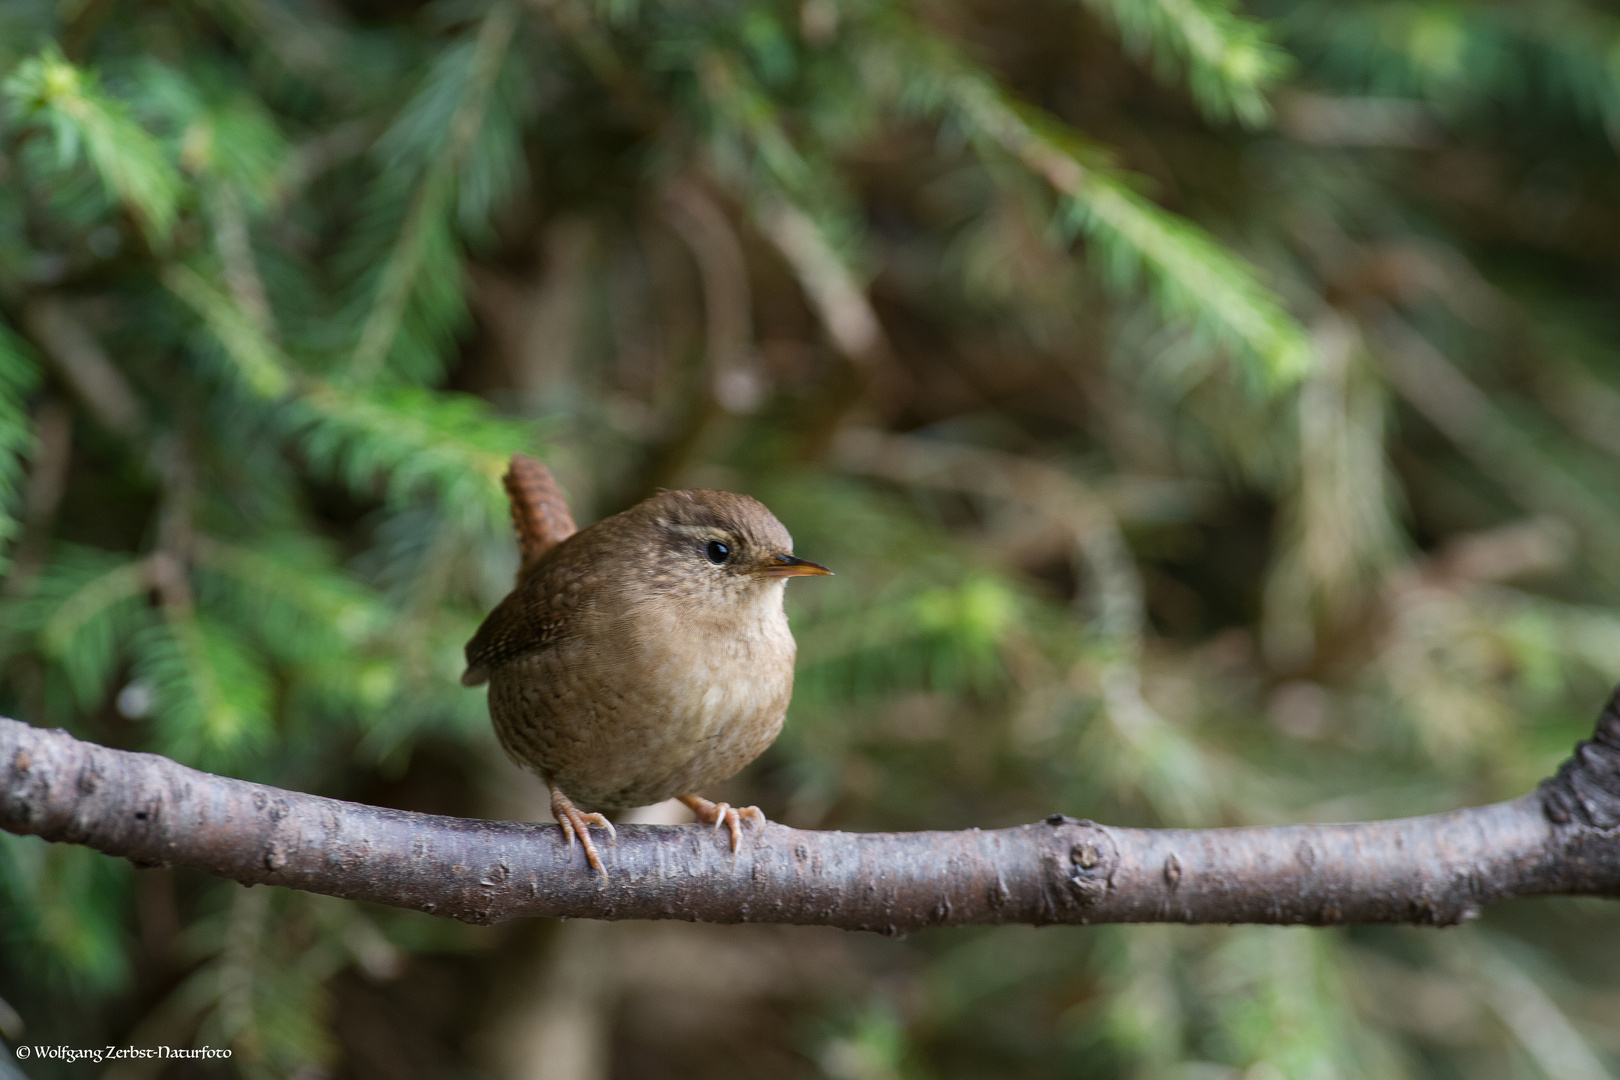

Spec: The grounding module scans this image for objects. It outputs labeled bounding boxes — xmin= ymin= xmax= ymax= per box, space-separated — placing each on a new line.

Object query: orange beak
xmin=754 ymin=554 xmax=833 ymax=578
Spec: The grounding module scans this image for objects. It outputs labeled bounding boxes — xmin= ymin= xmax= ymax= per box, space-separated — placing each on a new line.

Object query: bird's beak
xmin=754 ymin=554 xmax=833 ymax=578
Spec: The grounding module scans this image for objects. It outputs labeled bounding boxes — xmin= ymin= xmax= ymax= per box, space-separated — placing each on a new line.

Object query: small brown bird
xmin=462 ymin=455 xmax=831 ymax=875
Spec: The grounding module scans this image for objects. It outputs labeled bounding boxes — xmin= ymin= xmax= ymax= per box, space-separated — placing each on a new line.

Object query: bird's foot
xmin=550 ymin=786 xmax=616 ymax=881
xmin=677 ymin=794 xmax=764 ymax=854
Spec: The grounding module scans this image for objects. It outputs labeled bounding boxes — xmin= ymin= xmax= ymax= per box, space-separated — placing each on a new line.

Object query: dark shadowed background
xmin=2 ymin=0 xmax=1620 ymax=1076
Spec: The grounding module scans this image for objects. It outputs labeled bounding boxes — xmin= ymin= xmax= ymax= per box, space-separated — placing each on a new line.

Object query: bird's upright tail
xmin=503 ymin=453 xmax=578 ymax=580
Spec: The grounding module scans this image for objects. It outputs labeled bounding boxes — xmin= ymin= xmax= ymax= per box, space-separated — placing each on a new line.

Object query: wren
xmin=462 ymin=455 xmax=831 ymax=875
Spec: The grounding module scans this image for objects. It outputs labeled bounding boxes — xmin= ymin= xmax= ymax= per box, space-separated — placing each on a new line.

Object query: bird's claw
xmin=678 ymin=795 xmax=765 ymax=854
xmin=550 ymin=787 xmax=615 ymax=882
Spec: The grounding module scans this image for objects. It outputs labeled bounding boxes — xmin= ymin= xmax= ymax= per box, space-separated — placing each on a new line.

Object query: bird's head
xmin=637 ymin=489 xmax=831 ymax=598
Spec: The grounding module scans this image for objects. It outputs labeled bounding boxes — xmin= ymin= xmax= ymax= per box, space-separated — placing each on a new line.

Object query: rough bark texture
xmin=4 ymin=691 xmax=1620 ymax=932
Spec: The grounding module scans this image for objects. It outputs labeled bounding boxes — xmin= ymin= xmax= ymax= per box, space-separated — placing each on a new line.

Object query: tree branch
xmin=5 ymin=690 xmax=1620 ymax=932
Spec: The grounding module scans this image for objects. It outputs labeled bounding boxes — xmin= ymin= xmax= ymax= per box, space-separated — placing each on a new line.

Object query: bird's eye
xmin=705 ymin=540 xmax=730 ymax=564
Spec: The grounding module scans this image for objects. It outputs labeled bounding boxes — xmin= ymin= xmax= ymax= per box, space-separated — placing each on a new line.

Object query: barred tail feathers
xmin=503 ymin=453 xmax=577 ymax=578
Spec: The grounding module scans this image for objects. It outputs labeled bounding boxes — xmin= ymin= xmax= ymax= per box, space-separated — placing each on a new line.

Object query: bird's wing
xmin=504 ymin=454 xmax=577 ymax=580
xmin=461 ymin=544 xmax=586 ymax=686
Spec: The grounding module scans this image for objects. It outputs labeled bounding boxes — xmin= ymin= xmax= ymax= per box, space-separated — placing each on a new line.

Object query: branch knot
xmin=1060 ymin=821 xmax=1117 ymax=906
xmin=1540 ymin=687 xmax=1620 ymax=829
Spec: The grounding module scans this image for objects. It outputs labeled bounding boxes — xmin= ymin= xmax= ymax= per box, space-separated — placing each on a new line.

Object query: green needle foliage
xmin=5 ymin=48 xmax=183 ymax=244
xmin=0 ymin=328 xmax=40 ymax=571
xmin=2 ymin=0 xmax=1620 ymax=1076
xmin=1083 ymin=0 xmax=1290 ymax=125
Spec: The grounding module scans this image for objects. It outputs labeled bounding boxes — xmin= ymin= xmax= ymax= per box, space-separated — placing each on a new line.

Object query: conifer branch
xmin=3 ymin=690 xmax=1619 ymax=931
xmin=349 ymin=3 xmax=519 ymax=383
xmin=1079 ymin=0 xmax=1289 ymax=126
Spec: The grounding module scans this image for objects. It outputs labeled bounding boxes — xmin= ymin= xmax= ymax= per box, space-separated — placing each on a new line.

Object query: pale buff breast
xmin=497 ymin=579 xmax=797 ymax=811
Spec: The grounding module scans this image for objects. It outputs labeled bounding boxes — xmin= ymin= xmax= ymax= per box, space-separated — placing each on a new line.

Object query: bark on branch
xmin=4 ymin=691 xmax=1620 ymax=933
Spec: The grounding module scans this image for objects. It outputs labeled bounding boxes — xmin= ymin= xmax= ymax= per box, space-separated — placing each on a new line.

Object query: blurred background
xmin=2 ymin=0 xmax=1620 ymax=1075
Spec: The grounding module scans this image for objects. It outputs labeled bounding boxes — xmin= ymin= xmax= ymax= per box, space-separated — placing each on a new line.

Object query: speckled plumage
xmin=463 ymin=487 xmax=821 ymax=814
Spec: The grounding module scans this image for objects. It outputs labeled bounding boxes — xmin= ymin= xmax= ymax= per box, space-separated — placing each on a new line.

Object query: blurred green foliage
xmin=2 ymin=0 xmax=1620 ymax=1075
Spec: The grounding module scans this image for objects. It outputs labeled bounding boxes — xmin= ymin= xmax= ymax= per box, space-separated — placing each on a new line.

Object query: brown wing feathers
xmin=504 ymin=453 xmax=577 ymax=579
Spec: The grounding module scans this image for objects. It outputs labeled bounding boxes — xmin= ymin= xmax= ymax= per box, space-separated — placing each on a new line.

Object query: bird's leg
xmin=549 ymin=784 xmax=616 ymax=880
xmin=677 ymin=794 xmax=764 ymax=853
